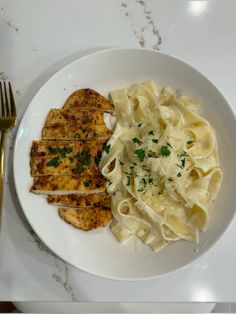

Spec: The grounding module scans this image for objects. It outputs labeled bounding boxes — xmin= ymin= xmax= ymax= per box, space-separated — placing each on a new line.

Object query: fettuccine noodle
xmin=100 ymin=81 xmax=222 ymax=251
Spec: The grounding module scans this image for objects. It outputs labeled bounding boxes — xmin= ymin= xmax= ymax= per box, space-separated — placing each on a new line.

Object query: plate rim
xmin=13 ymin=47 xmax=236 ymax=281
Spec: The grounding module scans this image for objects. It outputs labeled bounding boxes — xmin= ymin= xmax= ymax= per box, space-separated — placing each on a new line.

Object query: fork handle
xmin=0 ymin=131 xmax=6 ymax=228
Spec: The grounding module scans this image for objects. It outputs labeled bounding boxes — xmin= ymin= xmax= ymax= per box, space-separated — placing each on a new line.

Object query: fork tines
xmin=0 ymin=81 xmax=16 ymax=118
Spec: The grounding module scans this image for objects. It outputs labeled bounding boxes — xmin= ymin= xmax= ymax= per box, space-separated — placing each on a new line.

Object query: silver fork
xmin=0 ymin=82 xmax=17 ymax=226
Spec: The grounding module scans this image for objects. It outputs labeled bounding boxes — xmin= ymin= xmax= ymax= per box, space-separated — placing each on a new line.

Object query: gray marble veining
xmin=120 ymin=0 xmax=162 ymax=50
xmin=1 ymin=0 xmax=236 ymax=302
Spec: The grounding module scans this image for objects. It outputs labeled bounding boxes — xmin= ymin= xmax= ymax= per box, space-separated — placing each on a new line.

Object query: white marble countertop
xmin=0 ymin=0 xmax=236 ymax=302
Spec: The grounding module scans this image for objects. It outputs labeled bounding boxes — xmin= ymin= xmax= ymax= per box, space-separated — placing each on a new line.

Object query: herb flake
xmin=134 ymin=148 xmax=146 ymax=162
xmin=47 ymin=157 xmax=60 ymax=168
xmin=48 ymin=146 xmax=58 ymax=154
xmin=84 ymin=116 xmax=93 ymax=123
xmin=180 ymin=151 xmax=188 ymax=157
xmin=83 ymin=180 xmax=91 ymax=187
xmin=95 ymin=153 xmax=101 ymax=166
xmin=48 ymin=146 xmax=72 ymax=157
xmin=104 ymin=144 xmax=111 ymax=154
xmin=132 ymin=137 xmax=141 ymax=144
xmin=126 ymin=176 xmax=131 ymax=186
xmin=187 ymin=140 xmax=194 ymax=145
xmin=73 ymin=164 xmax=85 ymax=174
xmin=160 ymin=145 xmax=171 ymax=157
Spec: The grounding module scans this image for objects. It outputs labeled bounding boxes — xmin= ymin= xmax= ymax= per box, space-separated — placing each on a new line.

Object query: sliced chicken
xmin=30 ymin=158 xmax=101 ymax=176
xmin=62 ymin=88 xmax=114 ymax=112
xmin=30 ymin=175 xmax=106 ymax=195
xmin=48 ymin=193 xmax=111 ymax=208
xmin=42 ymin=123 xmax=112 ymax=140
xmin=30 ymin=140 xmax=105 ymax=158
xmin=58 ymin=207 xmax=112 ymax=231
xmin=44 ymin=108 xmax=106 ymax=126
xmin=30 ymin=88 xmax=113 ymax=231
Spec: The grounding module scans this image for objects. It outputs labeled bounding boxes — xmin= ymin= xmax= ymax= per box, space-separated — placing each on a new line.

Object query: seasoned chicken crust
xmin=30 ymin=88 xmax=112 ymax=231
xmin=30 ymin=175 xmax=106 ymax=195
xmin=63 ymin=88 xmax=114 ymax=112
xmin=48 ymin=193 xmax=111 ymax=208
xmin=58 ymin=207 xmax=112 ymax=231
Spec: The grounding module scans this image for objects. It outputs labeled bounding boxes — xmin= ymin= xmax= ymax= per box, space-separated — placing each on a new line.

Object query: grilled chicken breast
xmin=30 ymin=88 xmax=113 ymax=231
xmin=63 ymin=88 xmax=114 ymax=112
xmin=44 ymin=108 xmax=106 ymax=126
xmin=30 ymin=174 xmax=106 ymax=195
xmin=58 ymin=207 xmax=112 ymax=231
xmin=48 ymin=193 xmax=111 ymax=208
xmin=31 ymin=158 xmax=100 ymax=176
xmin=42 ymin=123 xmax=112 ymax=140
xmin=31 ymin=140 xmax=105 ymax=158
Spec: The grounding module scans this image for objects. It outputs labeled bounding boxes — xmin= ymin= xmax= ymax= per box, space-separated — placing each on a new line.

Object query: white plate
xmin=13 ymin=48 xmax=236 ymax=280
xmin=13 ymin=301 xmax=216 ymax=313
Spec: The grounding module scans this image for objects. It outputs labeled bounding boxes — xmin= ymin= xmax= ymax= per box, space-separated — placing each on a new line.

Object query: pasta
xmin=100 ymin=81 xmax=223 ymax=251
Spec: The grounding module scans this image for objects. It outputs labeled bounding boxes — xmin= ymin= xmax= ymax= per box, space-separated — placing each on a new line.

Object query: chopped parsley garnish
xmin=177 ymin=172 xmax=182 ymax=177
xmin=80 ymin=126 xmax=87 ymax=133
xmin=83 ymin=180 xmax=91 ymax=187
xmin=126 ymin=176 xmax=131 ymax=186
xmin=119 ymin=160 xmax=124 ymax=165
xmin=134 ymin=148 xmax=146 ymax=162
xmin=141 ymin=178 xmax=147 ymax=186
xmin=177 ymin=164 xmax=183 ymax=169
xmin=132 ymin=137 xmax=141 ymax=144
xmin=60 ymin=147 xmax=73 ymax=157
xmin=152 ymin=139 xmax=159 ymax=143
xmin=167 ymin=142 xmax=173 ymax=148
xmin=104 ymin=144 xmax=111 ymax=154
xmin=73 ymin=150 xmax=91 ymax=173
xmin=160 ymin=145 xmax=171 ymax=157
xmin=83 ymin=116 xmax=93 ymax=123
xmin=47 ymin=157 xmax=60 ymax=168
xmin=69 ymin=157 xmax=74 ymax=163
xmin=148 ymin=130 xmax=154 ymax=136
xmin=73 ymin=164 xmax=85 ymax=174
xmin=74 ymin=151 xmax=82 ymax=159
xmin=148 ymin=178 xmax=153 ymax=184
xmin=81 ymin=150 xmax=90 ymax=165
xmin=92 ymin=131 xmax=97 ymax=138
xmin=138 ymin=123 xmax=142 ymax=127
xmin=187 ymin=140 xmax=194 ymax=145
xmin=137 ymin=188 xmax=144 ymax=192
xmin=95 ymin=153 xmax=102 ymax=166
xmin=180 ymin=151 xmax=188 ymax=157
xmin=168 ymin=178 xmax=173 ymax=182
xmin=181 ymin=158 xmax=186 ymax=168
xmin=48 ymin=146 xmax=58 ymax=154
xmin=48 ymin=146 xmax=72 ymax=157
